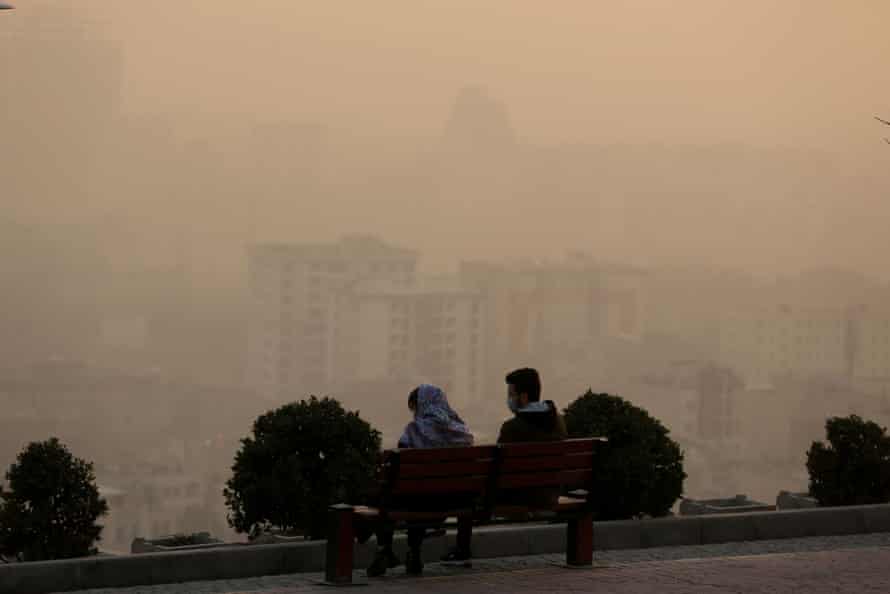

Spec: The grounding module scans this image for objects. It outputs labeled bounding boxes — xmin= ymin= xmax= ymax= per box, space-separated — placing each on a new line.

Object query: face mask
xmin=507 ymin=395 xmax=520 ymax=413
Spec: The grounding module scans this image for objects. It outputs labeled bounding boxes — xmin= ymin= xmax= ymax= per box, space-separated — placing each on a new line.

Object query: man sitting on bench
xmin=441 ymin=367 xmax=567 ymax=565
xmin=499 ymin=367 xmax=568 ymax=444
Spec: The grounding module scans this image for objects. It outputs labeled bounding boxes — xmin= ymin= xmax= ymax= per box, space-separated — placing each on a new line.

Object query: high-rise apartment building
xmin=328 ymin=281 xmax=485 ymax=408
xmin=246 ymin=236 xmax=417 ymax=399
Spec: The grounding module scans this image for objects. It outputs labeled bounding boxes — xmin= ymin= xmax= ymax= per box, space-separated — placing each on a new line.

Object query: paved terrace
xmin=60 ymin=532 xmax=890 ymax=594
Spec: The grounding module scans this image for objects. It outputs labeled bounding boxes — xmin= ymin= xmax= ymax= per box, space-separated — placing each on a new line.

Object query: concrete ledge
xmin=4 ymin=504 xmax=890 ymax=594
xmin=861 ymin=504 xmax=890 ymax=533
xmin=0 ymin=541 xmax=332 ymax=594
xmin=749 ymin=507 xmax=863 ymax=540
xmin=596 ymin=519 xmax=642 ymax=550
xmin=641 ymin=516 xmax=701 ymax=548
xmin=700 ymin=513 xmax=757 ymax=544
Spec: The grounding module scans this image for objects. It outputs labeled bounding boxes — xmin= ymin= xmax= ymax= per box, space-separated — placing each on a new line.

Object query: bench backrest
xmin=382 ymin=445 xmax=498 ymax=497
xmin=378 ymin=438 xmax=606 ymax=504
xmin=496 ymin=438 xmax=603 ymax=492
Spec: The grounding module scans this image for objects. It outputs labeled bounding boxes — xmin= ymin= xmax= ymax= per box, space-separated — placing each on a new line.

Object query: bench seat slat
xmin=555 ymin=495 xmax=588 ymax=511
xmin=493 ymin=496 xmax=588 ymax=517
xmin=355 ymin=506 xmax=475 ymax=522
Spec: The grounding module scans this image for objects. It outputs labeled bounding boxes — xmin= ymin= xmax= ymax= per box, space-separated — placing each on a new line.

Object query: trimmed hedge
xmin=224 ymin=396 xmax=381 ymax=540
xmin=807 ymin=414 xmax=890 ymax=506
xmin=564 ymin=391 xmax=685 ymax=520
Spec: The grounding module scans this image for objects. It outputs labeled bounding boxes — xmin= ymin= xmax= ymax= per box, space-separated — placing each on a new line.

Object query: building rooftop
xmin=247 ymin=235 xmax=417 ymax=260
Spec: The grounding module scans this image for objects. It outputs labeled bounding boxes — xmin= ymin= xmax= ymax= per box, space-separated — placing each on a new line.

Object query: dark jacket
xmin=497 ymin=400 xmax=568 ymax=444
xmin=496 ymin=400 xmax=568 ymax=509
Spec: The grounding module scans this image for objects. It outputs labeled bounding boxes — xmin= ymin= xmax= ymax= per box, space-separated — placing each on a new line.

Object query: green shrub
xmin=224 ymin=396 xmax=381 ymax=540
xmin=564 ymin=391 xmax=685 ymax=520
xmin=806 ymin=415 xmax=890 ymax=506
xmin=0 ymin=438 xmax=108 ymax=561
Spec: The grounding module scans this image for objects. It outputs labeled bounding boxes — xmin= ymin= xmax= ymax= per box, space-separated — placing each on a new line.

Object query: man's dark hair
xmin=505 ymin=368 xmax=542 ymax=402
xmin=408 ymin=388 xmax=418 ymax=409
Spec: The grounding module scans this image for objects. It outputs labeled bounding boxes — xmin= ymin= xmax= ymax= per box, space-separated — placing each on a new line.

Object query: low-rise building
xmin=718 ymin=306 xmax=848 ymax=386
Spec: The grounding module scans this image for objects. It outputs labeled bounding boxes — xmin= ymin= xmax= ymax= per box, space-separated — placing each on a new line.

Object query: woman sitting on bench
xmin=365 ymin=384 xmax=474 ymax=577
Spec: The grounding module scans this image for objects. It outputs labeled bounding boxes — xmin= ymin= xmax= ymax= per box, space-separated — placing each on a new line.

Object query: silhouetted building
xmin=441 ymin=85 xmax=516 ymax=156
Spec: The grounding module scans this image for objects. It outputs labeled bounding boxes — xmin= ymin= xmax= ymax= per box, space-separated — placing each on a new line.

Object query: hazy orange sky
xmin=3 ymin=1 xmax=890 ymax=279
xmin=24 ymin=0 xmax=885 ymax=151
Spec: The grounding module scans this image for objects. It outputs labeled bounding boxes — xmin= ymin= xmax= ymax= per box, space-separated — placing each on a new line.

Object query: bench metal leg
xmin=566 ymin=512 xmax=593 ymax=566
xmin=456 ymin=516 xmax=473 ymax=555
xmin=325 ymin=504 xmax=356 ymax=584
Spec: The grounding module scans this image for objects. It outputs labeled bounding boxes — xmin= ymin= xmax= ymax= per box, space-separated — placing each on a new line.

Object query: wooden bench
xmin=324 ymin=437 xmax=608 ymax=584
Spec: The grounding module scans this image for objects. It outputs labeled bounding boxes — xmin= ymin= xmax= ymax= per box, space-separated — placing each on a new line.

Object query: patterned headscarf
xmin=398 ymin=384 xmax=474 ymax=449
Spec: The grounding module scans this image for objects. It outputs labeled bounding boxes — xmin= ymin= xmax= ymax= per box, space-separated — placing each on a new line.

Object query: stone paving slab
xmin=59 ymin=532 xmax=890 ymax=594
